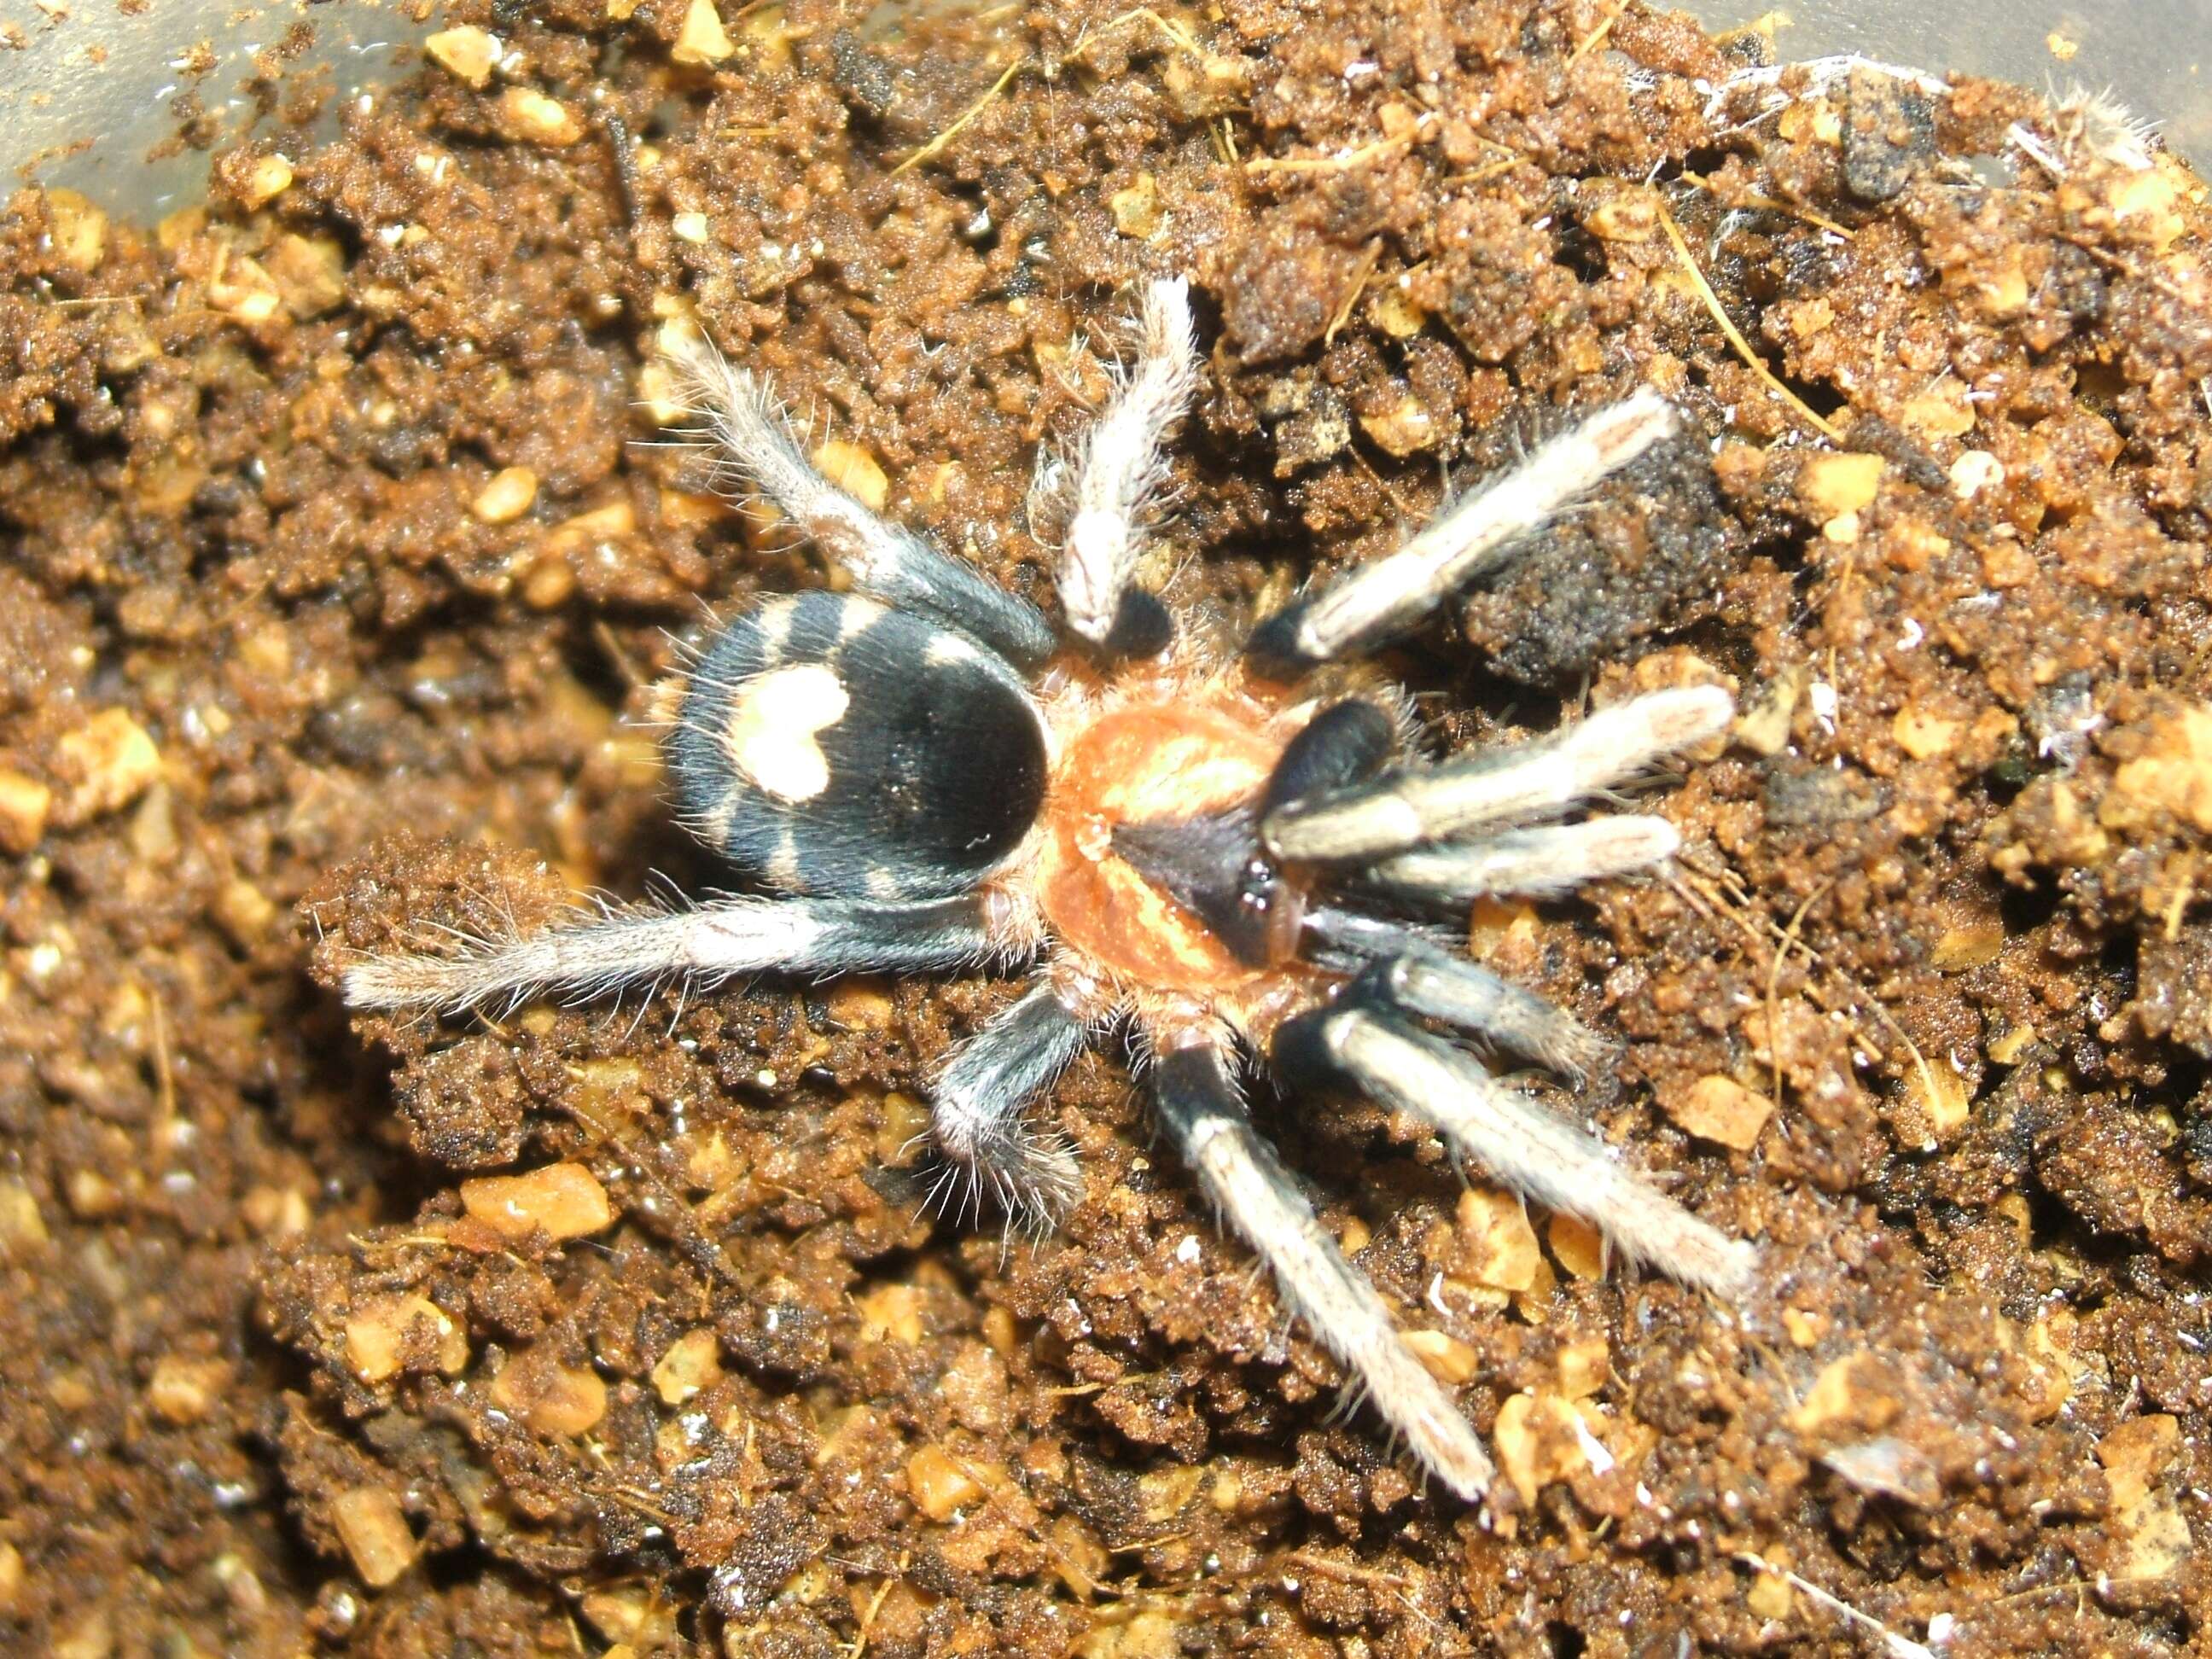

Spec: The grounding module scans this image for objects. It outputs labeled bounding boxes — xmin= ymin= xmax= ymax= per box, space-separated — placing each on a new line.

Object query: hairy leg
xmin=928 ymin=979 xmax=1094 ymax=1228
xmin=1246 ymin=390 xmax=1681 ymax=676
xmin=1052 ymin=276 xmax=1202 ymax=655
xmin=344 ymin=893 xmax=1004 ymax=1015
xmin=1151 ymin=1035 xmax=1497 ymax=1502
xmin=1359 ymin=816 xmax=1681 ymax=905
xmin=1280 ymin=1004 xmax=1757 ymax=1298
xmin=1265 ymin=686 xmax=1733 ymax=863
xmin=664 ymin=332 xmax=1057 ymax=667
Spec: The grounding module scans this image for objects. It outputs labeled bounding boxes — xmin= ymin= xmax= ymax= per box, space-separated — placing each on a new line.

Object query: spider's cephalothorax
xmin=346 ymin=278 xmax=1755 ymax=1504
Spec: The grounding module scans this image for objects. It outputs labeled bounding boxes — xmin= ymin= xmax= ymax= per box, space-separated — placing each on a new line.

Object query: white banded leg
xmin=1151 ymin=1037 xmax=1496 ymax=1501
xmin=1056 ymin=276 xmax=1201 ymax=655
xmin=663 ymin=332 xmax=1057 ymax=667
xmin=1265 ymin=687 xmax=1734 ymax=863
xmin=344 ymin=894 xmax=1001 ymax=1016
xmin=929 ymin=980 xmax=1091 ymax=1227
xmin=1285 ymin=1004 xmax=1756 ymax=1297
xmin=1361 ymin=817 xmax=1682 ymax=905
xmin=1355 ymin=949 xmax=1613 ymax=1086
xmin=1246 ymin=390 xmax=1681 ymax=676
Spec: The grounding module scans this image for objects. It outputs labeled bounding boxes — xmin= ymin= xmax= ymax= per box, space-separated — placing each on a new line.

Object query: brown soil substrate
xmin=3 ymin=1 xmax=2209 ymax=1653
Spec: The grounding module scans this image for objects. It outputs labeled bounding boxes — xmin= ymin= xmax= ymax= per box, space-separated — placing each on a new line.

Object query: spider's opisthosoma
xmin=346 ymin=276 xmax=1757 ymax=1502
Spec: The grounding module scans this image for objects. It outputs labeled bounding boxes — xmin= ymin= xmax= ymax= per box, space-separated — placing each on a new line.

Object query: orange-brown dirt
xmin=1 ymin=1 xmax=2209 ymax=1653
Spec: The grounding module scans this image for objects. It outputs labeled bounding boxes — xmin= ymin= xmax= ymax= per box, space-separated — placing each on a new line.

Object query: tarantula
xmin=347 ymin=277 xmax=1756 ymax=1501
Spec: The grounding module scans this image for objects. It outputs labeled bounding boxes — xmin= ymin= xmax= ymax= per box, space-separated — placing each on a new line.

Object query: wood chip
xmin=1402 ymin=1328 xmax=1478 ymax=1384
xmin=811 ymin=439 xmax=888 ymax=512
xmin=146 ymin=1356 xmax=232 ymax=1425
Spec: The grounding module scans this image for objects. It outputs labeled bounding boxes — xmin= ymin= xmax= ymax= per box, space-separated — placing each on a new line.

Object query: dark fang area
xmin=1112 ymin=807 xmax=1304 ymax=968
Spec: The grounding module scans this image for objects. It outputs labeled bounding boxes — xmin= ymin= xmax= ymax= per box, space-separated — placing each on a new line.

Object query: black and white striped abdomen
xmin=668 ymin=591 xmax=1048 ymax=900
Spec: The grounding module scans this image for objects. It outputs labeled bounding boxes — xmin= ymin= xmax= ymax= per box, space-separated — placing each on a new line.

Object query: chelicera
xmin=346 ymin=276 xmax=1754 ymax=1500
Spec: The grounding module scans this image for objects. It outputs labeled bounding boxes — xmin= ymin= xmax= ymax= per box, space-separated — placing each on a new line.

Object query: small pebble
xmin=0 ymin=769 xmax=51 ymax=854
xmin=498 ymin=87 xmax=584 ymax=147
xmin=1556 ymin=1336 xmax=1610 ymax=1400
xmin=331 ymin=1485 xmax=416 ymax=1588
xmin=213 ymin=877 xmax=278 ymax=947
xmin=1892 ymin=702 xmax=1960 ymax=760
xmin=146 ymin=1356 xmax=232 ymax=1426
xmin=67 ymin=1168 xmax=125 ymax=1220
xmin=812 ymin=439 xmax=888 ymax=512
xmin=672 ymin=0 xmax=735 ymax=66
xmin=460 ymin=1162 xmax=614 ymax=1242
xmin=471 ymin=466 xmax=540 ymax=524
xmin=1358 ymin=392 xmax=1443 ymax=457
xmin=1745 ymin=1549 xmax=1796 ymax=1618
xmin=1581 ymin=180 xmax=1662 ymax=242
xmin=44 ymin=189 xmax=107 ymax=273
xmin=490 ymin=1349 xmax=608 ymax=1437
xmin=1796 ymin=451 xmax=1883 ymax=521
xmin=856 ymin=1282 xmax=924 ymax=1346
xmin=650 ymin=1328 xmax=723 ymax=1405
xmin=426 ymin=26 xmax=502 ymax=90
xmin=237 ymin=154 xmax=294 ymax=209
xmin=0 ymin=1177 xmax=49 ymax=1262
xmin=1110 ymin=173 xmax=1161 ymax=238
xmin=1492 ymin=1391 xmax=1592 ymax=1507
xmin=1948 ymin=449 xmax=2004 ymax=501
xmin=208 ymin=252 xmax=283 ymax=323
xmin=906 ymin=1445 xmax=984 ymax=1520
xmin=262 ymin=233 xmax=347 ymax=318
xmin=55 ymin=709 xmax=160 ymax=824
xmin=1402 ymin=1328 xmax=1478 ymax=1384
xmin=1546 ymin=1212 xmax=1605 ymax=1281
xmin=1665 ymin=1074 xmax=1774 ymax=1151
xmin=1455 ymin=1186 xmax=1540 ymax=1291
xmin=345 ymin=1293 xmax=468 ymax=1383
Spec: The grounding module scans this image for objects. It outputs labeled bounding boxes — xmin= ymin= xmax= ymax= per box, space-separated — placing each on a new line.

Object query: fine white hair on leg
xmin=1056 ymin=276 xmax=1201 ymax=648
xmin=1309 ymin=1006 xmax=1758 ymax=1298
xmin=1246 ymin=389 xmax=1680 ymax=674
xmin=342 ymin=894 xmax=1000 ymax=1015
xmin=1362 ymin=816 xmax=1681 ymax=905
xmin=1265 ymin=686 xmax=1735 ymax=863
xmin=928 ymin=980 xmax=1091 ymax=1229
xmin=1359 ymin=950 xmax=1613 ymax=1086
xmin=661 ymin=330 xmax=1058 ymax=667
xmin=1150 ymin=1038 xmax=1497 ymax=1502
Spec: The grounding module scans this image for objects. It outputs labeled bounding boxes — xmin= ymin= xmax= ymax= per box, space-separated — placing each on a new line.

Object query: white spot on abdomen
xmin=723 ymin=663 xmax=849 ymax=802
